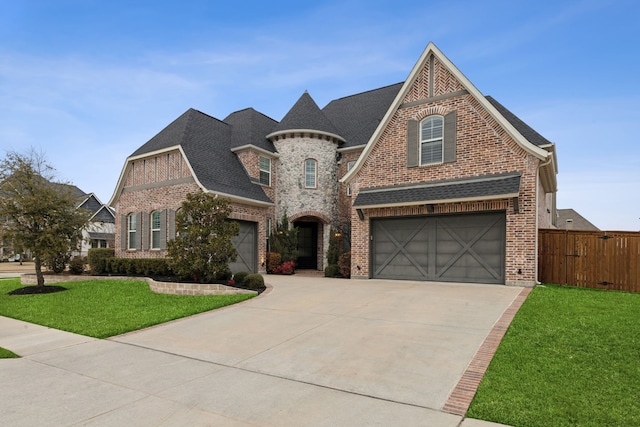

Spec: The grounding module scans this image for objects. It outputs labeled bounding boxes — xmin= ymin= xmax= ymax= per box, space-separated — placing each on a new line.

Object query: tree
xmin=270 ymin=211 xmax=298 ymax=263
xmin=167 ymin=191 xmax=239 ymax=283
xmin=0 ymin=149 xmax=91 ymax=287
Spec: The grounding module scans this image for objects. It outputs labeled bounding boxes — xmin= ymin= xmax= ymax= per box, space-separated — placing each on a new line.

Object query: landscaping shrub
xmin=215 ymin=268 xmax=233 ymax=281
xmin=87 ymin=248 xmax=115 ymax=274
xmin=324 ymin=264 xmax=340 ymax=278
xmin=266 ymin=252 xmax=281 ymax=273
xmin=245 ymin=273 xmax=265 ymax=290
xmin=338 ymin=251 xmax=351 ymax=278
xmin=272 ymin=260 xmax=295 ymax=275
xmin=68 ymin=256 xmax=86 ymax=275
xmin=233 ymin=271 xmax=249 ymax=285
xmin=103 ymin=257 xmax=172 ymax=277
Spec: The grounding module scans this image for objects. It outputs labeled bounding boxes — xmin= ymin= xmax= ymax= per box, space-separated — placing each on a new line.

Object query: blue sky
xmin=1 ymin=0 xmax=638 ymax=230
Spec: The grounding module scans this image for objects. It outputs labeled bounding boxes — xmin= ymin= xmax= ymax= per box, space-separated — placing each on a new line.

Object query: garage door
xmin=229 ymin=220 xmax=257 ymax=273
xmin=371 ymin=212 xmax=505 ymax=284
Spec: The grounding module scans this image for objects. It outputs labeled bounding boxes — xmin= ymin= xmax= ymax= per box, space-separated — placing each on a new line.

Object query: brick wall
xmin=349 ymin=56 xmax=542 ymax=286
xmin=114 ymin=150 xmax=273 ymax=273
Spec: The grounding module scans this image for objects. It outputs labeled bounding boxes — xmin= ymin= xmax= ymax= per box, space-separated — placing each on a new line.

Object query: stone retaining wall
xmin=20 ymin=274 xmax=257 ymax=296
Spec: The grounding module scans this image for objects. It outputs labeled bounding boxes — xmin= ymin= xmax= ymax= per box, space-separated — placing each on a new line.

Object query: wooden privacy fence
xmin=538 ymin=229 xmax=640 ymax=293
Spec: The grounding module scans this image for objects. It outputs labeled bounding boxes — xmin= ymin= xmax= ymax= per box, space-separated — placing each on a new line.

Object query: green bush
xmin=324 ymin=264 xmax=340 ymax=278
xmin=103 ymin=257 xmax=172 ymax=277
xmin=233 ymin=271 xmax=249 ymax=285
xmin=215 ymin=268 xmax=232 ymax=281
xmin=68 ymin=256 xmax=86 ymax=275
xmin=245 ymin=274 xmax=265 ymax=290
xmin=87 ymin=248 xmax=115 ymax=274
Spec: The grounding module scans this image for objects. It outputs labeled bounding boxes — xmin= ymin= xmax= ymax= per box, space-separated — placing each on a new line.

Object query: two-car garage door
xmin=371 ymin=212 xmax=506 ymax=284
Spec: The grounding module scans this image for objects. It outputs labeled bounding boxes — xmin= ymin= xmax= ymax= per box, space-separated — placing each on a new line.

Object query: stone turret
xmin=267 ymin=92 xmax=345 ymax=269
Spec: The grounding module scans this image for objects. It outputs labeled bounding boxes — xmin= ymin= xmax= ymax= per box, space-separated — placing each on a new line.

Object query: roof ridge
xmin=324 ymin=82 xmax=404 ymax=105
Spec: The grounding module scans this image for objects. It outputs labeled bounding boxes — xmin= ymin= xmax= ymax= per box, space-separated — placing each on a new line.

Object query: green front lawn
xmin=468 ymin=285 xmax=640 ymax=427
xmin=0 ymin=278 xmax=255 ymax=339
xmin=0 ymin=347 xmax=19 ymax=358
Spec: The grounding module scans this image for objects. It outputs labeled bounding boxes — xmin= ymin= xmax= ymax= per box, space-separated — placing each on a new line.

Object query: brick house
xmin=109 ymin=42 xmax=557 ymax=286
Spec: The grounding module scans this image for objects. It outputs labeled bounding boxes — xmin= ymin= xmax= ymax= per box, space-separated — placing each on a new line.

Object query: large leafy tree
xmin=167 ymin=191 xmax=239 ymax=283
xmin=0 ymin=149 xmax=91 ymax=287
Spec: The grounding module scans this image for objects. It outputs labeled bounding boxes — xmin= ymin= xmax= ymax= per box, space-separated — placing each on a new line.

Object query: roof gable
xmin=342 ymin=42 xmax=553 ymax=184
xmin=110 ymin=108 xmax=273 ymax=206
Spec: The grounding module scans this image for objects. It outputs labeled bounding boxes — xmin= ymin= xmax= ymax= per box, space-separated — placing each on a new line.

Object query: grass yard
xmin=0 ymin=347 xmax=19 ymax=358
xmin=0 ymin=278 xmax=255 ymax=339
xmin=467 ymin=285 xmax=640 ymax=427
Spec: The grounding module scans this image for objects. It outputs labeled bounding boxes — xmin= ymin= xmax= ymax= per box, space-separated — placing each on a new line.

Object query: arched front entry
xmin=290 ymin=212 xmax=330 ymax=271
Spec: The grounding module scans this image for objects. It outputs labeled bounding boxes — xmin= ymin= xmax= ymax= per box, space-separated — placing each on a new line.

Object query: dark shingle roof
xmin=354 ymin=172 xmax=521 ymax=208
xmin=323 ymin=83 xmax=403 ymax=148
xmin=224 ymin=108 xmax=278 ymax=153
xmin=485 ymin=96 xmax=552 ymax=147
xmin=271 ymin=92 xmax=341 ymax=136
xmin=131 ymin=109 xmax=272 ymax=204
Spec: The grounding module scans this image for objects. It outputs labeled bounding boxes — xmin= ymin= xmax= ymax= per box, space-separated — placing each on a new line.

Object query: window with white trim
xmin=259 ymin=156 xmax=271 ymax=186
xmin=127 ymin=214 xmax=137 ymax=250
xmin=420 ymin=116 xmax=444 ymax=165
xmin=151 ymin=211 xmax=161 ymax=249
xmin=304 ymin=159 xmax=317 ymax=188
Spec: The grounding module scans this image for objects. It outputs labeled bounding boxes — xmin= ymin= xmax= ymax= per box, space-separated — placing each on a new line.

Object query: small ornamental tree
xmin=167 ymin=191 xmax=239 ymax=283
xmin=270 ymin=211 xmax=298 ymax=264
xmin=0 ymin=148 xmax=91 ymax=288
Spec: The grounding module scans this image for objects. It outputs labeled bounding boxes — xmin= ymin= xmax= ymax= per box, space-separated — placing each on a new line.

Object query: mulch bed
xmin=9 ymin=285 xmax=68 ymax=295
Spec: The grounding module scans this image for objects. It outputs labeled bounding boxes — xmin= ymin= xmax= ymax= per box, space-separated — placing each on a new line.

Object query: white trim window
xmin=259 ymin=156 xmax=271 ymax=186
xmin=420 ymin=115 xmax=444 ymax=165
xmin=127 ymin=214 xmax=137 ymax=250
xmin=151 ymin=211 xmax=161 ymax=249
xmin=304 ymin=159 xmax=317 ymax=188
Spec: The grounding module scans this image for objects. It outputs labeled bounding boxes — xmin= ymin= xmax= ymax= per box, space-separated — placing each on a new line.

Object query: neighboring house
xmin=556 ymin=209 xmax=599 ymax=231
xmin=109 ymin=42 xmax=558 ymax=286
xmin=76 ymin=193 xmax=116 ymax=256
xmin=0 ymin=181 xmax=115 ymax=259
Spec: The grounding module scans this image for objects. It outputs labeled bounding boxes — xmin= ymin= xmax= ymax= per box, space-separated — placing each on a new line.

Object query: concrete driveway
xmin=0 ymin=275 xmax=521 ymax=426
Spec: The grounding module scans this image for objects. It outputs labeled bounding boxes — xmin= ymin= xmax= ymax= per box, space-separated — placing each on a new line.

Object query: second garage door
xmin=371 ymin=212 xmax=506 ymax=284
xmin=229 ymin=220 xmax=257 ymax=274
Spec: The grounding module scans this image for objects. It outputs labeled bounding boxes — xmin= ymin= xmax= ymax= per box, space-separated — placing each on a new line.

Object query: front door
xmin=295 ymin=221 xmax=318 ymax=269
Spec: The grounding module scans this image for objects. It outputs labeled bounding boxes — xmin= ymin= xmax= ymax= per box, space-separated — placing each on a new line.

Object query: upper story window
xmin=259 ymin=156 xmax=271 ymax=186
xmin=127 ymin=213 xmax=137 ymax=250
xmin=304 ymin=159 xmax=317 ymax=188
xmin=420 ymin=116 xmax=443 ymax=165
xmin=151 ymin=211 xmax=161 ymax=249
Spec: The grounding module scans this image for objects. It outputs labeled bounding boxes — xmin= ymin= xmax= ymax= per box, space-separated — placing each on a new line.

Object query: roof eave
xmin=354 ymin=192 xmax=520 ymax=210
xmin=266 ymin=129 xmax=346 ymax=143
xmin=230 ymin=144 xmax=280 ymax=158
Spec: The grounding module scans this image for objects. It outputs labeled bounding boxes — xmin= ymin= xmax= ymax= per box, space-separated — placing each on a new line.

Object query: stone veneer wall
xmin=273 ymin=134 xmax=339 ymax=222
xmin=273 ymin=134 xmax=340 ymax=270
